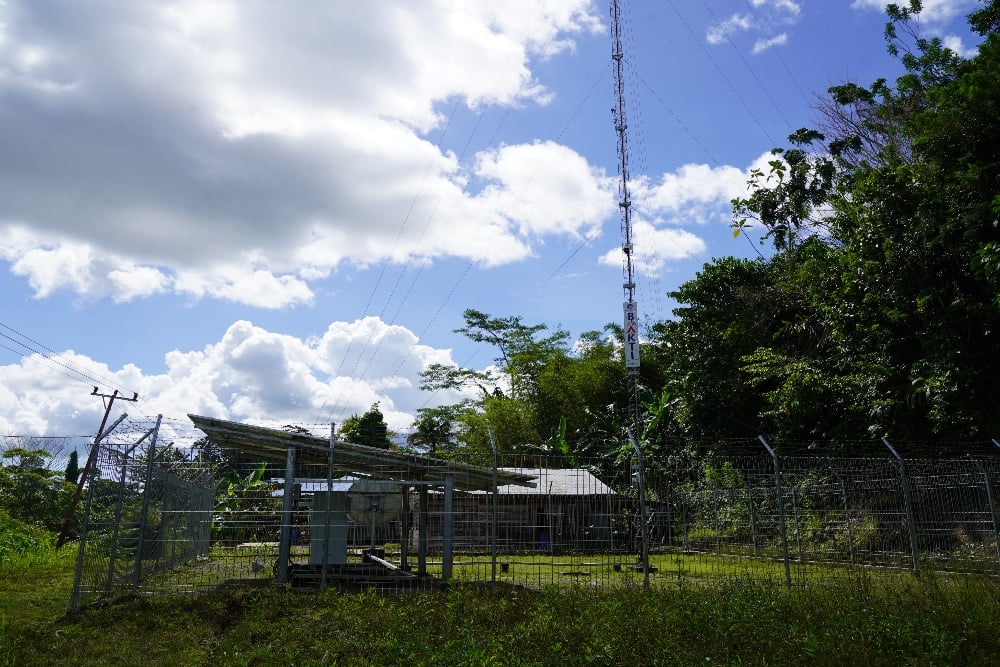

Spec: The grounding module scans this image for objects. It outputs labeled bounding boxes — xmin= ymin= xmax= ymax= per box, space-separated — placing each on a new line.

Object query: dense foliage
xmin=340 ymin=402 xmax=393 ymax=449
xmin=726 ymin=0 xmax=1000 ymax=440
xmin=0 ymin=446 xmax=75 ymax=533
xmin=414 ymin=1 xmax=1000 ymax=460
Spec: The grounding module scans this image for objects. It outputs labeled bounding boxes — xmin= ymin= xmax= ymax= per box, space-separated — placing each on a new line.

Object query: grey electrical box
xmin=309 ymin=490 xmax=348 ymax=566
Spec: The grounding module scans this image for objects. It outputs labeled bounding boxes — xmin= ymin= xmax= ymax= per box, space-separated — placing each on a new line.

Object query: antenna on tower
xmin=610 ymin=0 xmax=642 ymax=429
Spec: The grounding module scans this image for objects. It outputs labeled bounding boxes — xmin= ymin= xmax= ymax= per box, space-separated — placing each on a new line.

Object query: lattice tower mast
xmin=611 ymin=0 xmax=642 ymax=430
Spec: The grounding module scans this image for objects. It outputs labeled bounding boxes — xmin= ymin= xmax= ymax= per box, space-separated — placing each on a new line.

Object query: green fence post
xmin=277 ymin=445 xmax=297 ymax=587
xmin=128 ymin=416 xmax=161 ymax=590
xmin=443 ymin=474 xmax=454 ymax=583
xmin=985 ymin=440 xmax=1000 ymax=568
xmin=321 ymin=422 xmax=336 ymax=591
xmin=882 ymin=438 xmax=919 ymax=576
xmin=759 ymin=436 xmax=791 ymax=587
xmin=628 ymin=430 xmax=650 ymax=587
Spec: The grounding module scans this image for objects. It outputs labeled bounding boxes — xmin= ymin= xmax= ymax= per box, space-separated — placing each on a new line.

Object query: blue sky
xmin=0 ymin=0 xmax=984 ymax=447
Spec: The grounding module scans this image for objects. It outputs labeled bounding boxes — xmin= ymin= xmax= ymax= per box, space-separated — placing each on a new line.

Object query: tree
xmin=407 ymin=406 xmax=459 ymax=456
xmin=731 ymin=128 xmax=837 ymax=251
xmin=417 ymin=309 xmax=640 ymax=464
xmin=454 ymin=308 xmax=570 ymax=400
xmin=720 ymin=0 xmax=1000 ymax=440
xmin=418 ymin=363 xmax=496 ymax=397
xmin=64 ymin=450 xmax=80 ymax=484
xmin=0 ymin=447 xmax=75 ymax=532
xmin=652 ymin=257 xmax=776 ymax=440
xmin=340 ymin=403 xmax=393 ymax=449
xmin=191 ymin=436 xmax=243 ymax=486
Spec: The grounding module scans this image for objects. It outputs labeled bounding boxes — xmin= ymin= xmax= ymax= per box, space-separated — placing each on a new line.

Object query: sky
xmin=0 ymin=0 xmax=986 ymax=451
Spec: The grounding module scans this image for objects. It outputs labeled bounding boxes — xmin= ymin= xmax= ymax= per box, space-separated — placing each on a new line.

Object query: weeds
xmin=4 ymin=552 xmax=1000 ymax=665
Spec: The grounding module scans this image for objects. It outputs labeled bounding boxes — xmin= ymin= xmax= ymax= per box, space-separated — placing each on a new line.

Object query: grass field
xmin=4 ymin=543 xmax=1000 ymax=666
xmin=110 ymin=543 xmax=902 ymax=596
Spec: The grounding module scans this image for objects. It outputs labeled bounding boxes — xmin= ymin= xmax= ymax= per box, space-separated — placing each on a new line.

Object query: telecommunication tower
xmin=610 ymin=0 xmax=642 ymax=429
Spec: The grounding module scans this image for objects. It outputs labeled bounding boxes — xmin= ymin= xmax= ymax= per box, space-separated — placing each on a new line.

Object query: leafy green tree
xmin=721 ymin=0 xmax=1000 ymax=440
xmin=0 ymin=447 xmax=75 ymax=532
xmin=419 ymin=310 xmax=636 ymax=463
xmin=64 ymin=450 xmax=80 ymax=484
xmin=651 ymin=257 xmax=775 ymax=441
xmin=532 ymin=329 xmax=625 ymax=449
xmin=407 ymin=406 xmax=459 ymax=456
xmin=191 ymin=436 xmax=244 ymax=487
xmin=732 ymin=128 xmax=837 ymax=251
xmin=340 ymin=403 xmax=393 ymax=449
xmin=454 ymin=308 xmax=570 ymax=400
xmin=213 ymin=462 xmax=280 ymax=545
xmin=418 ymin=363 xmax=496 ymax=397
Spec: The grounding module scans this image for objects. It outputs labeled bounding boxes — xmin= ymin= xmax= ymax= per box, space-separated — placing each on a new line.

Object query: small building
xmin=417 ymin=467 xmax=622 ymax=554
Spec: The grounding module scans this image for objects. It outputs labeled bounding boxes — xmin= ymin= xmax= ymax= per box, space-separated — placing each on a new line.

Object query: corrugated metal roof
xmin=478 ymin=467 xmax=616 ymax=496
xmin=271 ymin=478 xmax=356 ymax=496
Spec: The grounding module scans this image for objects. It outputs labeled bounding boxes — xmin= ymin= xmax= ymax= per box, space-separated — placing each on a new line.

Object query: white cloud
xmin=706 ymin=0 xmax=800 ymax=49
xmin=107 ymin=265 xmax=170 ymax=302
xmin=0 ymin=350 xmax=146 ymax=437
xmin=598 ymin=220 xmax=707 ymax=276
xmin=943 ymin=34 xmax=978 ymax=57
xmin=0 ymin=0 xmax=603 ymax=307
xmin=0 ymin=316 xmax=467 ymax=437
xmin=597 ymin=154 xmax=775 ymax=277
xmin=754 ymin=0 xmax=801 ymax=16
xmin=707 ymin=14 xmax=754 ymax=45
xmin=473 ymin=141 xmax=615 ymax=242
xmin=850 ymin=0 xmax=977 ymax=24
xmin=174 ymin=268 xmax=314 ymax=309
xmin=637 ymin=163 xmax=749 ymax=220
xmin=753 ymin=33 xmax=789 ymax=54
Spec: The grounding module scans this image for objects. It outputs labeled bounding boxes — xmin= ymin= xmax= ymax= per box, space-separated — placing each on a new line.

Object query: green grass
xmin=74 ymin=536 xmax=995 ymax=597
xmin=5 ymin=546 xmax=1000 ymax=666
xmin=419 ymin=549 xmax=890 ymax=589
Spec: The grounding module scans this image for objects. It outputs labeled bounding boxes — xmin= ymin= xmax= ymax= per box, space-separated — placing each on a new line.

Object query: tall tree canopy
xmin=340 ymin=403 xmax=394 ymax=450
xmin=0 ymin=446 xmax=75 ymax=532
xmin=418 ymin=309 xmax=631 ymax=464
xmin=723 ymin=0 xmax=1000 ymax=440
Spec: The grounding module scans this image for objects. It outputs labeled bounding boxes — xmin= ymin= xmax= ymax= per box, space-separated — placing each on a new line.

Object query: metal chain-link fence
xmin=70 ymin=428 xmax=1000 ymax=609
xmin=70 ymin=421 xmax=214 ymax=608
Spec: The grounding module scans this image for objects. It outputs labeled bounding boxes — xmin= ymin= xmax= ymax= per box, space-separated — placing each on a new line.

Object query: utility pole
xmin=56 ymin=387 xmax=138 ymax=548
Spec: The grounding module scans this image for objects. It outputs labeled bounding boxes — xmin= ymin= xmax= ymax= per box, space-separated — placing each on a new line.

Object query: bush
xmin=0 ymin=510 xmax=56 ymax=571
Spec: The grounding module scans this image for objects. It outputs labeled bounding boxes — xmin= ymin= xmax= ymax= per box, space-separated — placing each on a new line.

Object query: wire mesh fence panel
xmin=70 ymin=436 xmax=215 ymax=608
xmin=781 ymin=457 xmax=911 ymax=571
xmin=906 ymin=459 xmax=1000 ymax=572
xmin=70 ymin=441 xmax=121 ymax=608
xmin=69 ymin=425 xmax=1000 ymax=607
xmin=429 ymin=459 xmax=635 ymax=589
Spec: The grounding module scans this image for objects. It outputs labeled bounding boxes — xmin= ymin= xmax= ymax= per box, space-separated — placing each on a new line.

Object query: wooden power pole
xmin=56 ymin=387 xmax=138 ymax=549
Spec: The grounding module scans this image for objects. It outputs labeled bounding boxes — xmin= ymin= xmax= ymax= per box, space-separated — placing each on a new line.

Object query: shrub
xmin=0 ymin=510 xmax=56 ymax=571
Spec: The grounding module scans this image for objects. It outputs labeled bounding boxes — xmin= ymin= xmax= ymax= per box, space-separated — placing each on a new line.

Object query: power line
xmin=698 ymin=0 xmax=796 ymax=130
xmin=738 ymin=0 xmax=811 ymax=102
xmin=322 ymin=38 xmax=613 ymax=425
xmin=663 ymin=0 xmax=778 ymax=147
xmin=310 ymin=93 xmax=469 ymax=426
xmin=0 ymin=320 xmax=138 ymax=396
